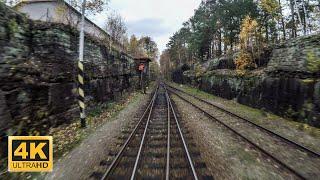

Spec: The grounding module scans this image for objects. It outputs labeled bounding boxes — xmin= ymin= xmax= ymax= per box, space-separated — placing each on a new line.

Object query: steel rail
xmin=0 ymin=170 xmax=7 ymax=176
xmin=166 ymin=83 xmax=320 ymax=158
xmin=101 ymin=86 xmax=159 ymax=180
xmin=130 ymin=86 xmax=158 ymax=180
xmin=167 ymin=87 xmax=306 ymax=180
xmin=166 ymin=85 xmax=171 ymax=180
xmin=165 ymin=86 xmax=199 ymax=180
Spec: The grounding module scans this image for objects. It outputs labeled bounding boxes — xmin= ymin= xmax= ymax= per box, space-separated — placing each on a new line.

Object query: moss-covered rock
xmin=267 ymin=34 xmax=320 ymax=74
xmin=198 ymin=70 xmax=320 ymax=127
xmin=0 ymin=4 xmax=138 ymax=141
xmin=174 ymin=33 xmax=320 ymax=127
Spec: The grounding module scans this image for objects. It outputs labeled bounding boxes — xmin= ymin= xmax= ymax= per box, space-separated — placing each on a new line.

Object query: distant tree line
xmin=161 ymin=0 xmax=320 ymax=74
xmin=103 ymin=9 xmax=160 ymax=72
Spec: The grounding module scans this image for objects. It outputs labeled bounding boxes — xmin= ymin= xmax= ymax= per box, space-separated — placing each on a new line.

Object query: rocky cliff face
xmin=0 ymin=3 xmax=138 ymax=135
xmin=176 ymin=34 xmax=320 ymax=127
xmin=267 ymin=34 xmax=320 ymax=74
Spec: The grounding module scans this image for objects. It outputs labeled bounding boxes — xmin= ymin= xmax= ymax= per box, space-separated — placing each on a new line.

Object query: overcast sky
xmin=93 ymin=0 xmax=202 ymax=54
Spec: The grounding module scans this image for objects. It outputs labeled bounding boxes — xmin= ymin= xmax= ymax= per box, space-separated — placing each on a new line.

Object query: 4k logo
xmin=8 ymin=136 xmax=53 ymax=172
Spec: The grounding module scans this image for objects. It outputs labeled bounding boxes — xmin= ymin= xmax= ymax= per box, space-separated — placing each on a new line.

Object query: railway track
xmin=91 ymin=84 xmax=212 ymax=179
xmin=166 ymin=83 xmax=320 ymax=180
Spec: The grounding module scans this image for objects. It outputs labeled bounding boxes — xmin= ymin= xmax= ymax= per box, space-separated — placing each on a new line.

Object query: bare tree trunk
xmin=218 ymin=30 xmax=222 ymax=56
xmin=210 ymin=40 xmax=214 ymax=59
xmin=289 ymin=0 xmax=297 ymax=38
xmin=183 ymin=43 xmax=188 ymax=65
xmin=291 ymin=0 xmax=304 ymax=36
xmin=265 ymin=21 xmax=269 ymax=43
xmin=302 ymin=0 xmax=309 ymax=35
xmin=279 ymin=0 xmax=286 ymax=40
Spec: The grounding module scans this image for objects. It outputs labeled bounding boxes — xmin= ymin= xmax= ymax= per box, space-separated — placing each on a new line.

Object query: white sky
xmin=93 ymin=0 xmax=202 ymax=53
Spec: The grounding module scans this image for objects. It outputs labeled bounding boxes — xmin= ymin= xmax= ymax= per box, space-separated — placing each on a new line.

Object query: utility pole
xmin=78 ymin=0 xmax=86 ymax=128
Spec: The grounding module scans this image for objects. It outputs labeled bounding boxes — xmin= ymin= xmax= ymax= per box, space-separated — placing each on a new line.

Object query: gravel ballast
xmin=169 ymin=82 xmax=320 ymax=153
xmin=45 ymin=90 xmax=153 ymax=180
xmin=171 ymin=94 xmax=297 ymax=179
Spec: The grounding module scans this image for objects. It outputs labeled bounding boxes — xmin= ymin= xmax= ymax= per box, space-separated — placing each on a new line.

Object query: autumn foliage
xmin=235 ymin=51 xmax=255 ymax=73
xmin=235 ymin=16 xmax=259 ymax=72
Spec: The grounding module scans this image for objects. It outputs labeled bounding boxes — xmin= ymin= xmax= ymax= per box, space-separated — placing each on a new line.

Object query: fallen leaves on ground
xmin=48 ymin=92 xmax=139 ymax=158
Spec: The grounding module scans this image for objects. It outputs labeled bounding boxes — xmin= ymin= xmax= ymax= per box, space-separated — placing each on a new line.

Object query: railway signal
xmin=139 ymin=63 xmax=146 ymax=93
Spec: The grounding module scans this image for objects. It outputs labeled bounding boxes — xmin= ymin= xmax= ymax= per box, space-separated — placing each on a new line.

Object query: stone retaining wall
xmin=175 ymin=34 xmax=320 ymax=127
xmin=0 ymin=3 xmax=138 ymax=135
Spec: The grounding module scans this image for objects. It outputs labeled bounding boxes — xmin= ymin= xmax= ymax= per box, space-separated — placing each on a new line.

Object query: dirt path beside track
xmin=45 ymin=91 xmax=153 ymax=180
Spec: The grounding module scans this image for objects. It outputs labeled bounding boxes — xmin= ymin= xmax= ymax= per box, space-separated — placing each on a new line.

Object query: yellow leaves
xmin=55 ymin=4 xmax=67 ymax=17
xmin=239 ymin=16 xmax=259 ymax=49
xmin=235 ymin=50 xmax=255 ymax=73
xmin=260 ymin=0 xmax=280 ymax=15
xmin=48 ymin=122 xmax=83 ymax=155
xmin=236 ymin=15 xmax=262 ymax=73
xmin=46 ymin=91 xmax=139 ymax=157
xmin=194 ymin=63 xmax=205 ymax=78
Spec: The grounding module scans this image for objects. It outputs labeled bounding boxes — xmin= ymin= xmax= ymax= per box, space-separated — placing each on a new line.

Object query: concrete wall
xmin=17 ymin=1 xmax=109 ymax=43
xmin=17 ymin=2 xmax=56 ymax=22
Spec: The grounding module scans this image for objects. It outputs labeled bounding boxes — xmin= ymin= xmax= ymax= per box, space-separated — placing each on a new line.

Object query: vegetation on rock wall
xmin=0 ymin=4 xmax=139 ymax=140
xmin=7 ymin=19 xmax=18 ymax=37
xmin=306 ymin=50 xmax=320 ymax=73
xmin=234 ymin=51 xmax=255 ymax=75
xmin=160 ymin=0 xmax=320 ymax=126
xmin=169 ymin=32 xmax=320 ymax=127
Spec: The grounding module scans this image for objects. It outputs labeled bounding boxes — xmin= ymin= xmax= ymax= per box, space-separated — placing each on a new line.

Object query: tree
xmin=105 ymin=11 xmax=127 ymax=43
xmin=161 ymin=0 xmax=320 ymax=74
xmin=239 ymin=16 xmax=259 ymax=51
xmin=139 ymin=36 xmax=159 ymax=59
xmin=55 ymin=0 xmax=109 ymax=27
xmin=288 ymin=0 xmax=298 ymax=37
xmin=260 ymin=0 xmax=280 ymax=42
xmin=65 ymin=0 xmax=108 ymax=15
xmin=278 ymin=0 xmax=286 ymax=40
xmin=128 ymin=35 xmax=142 ymax=56
xmin=127 ymin=35 xmax=159 ymax=60
xmin=160 ymin=49 xmax=171 ymax=79
xmin=306 ymin=0 xmax=320 ymax=33
xmin=164 ymin=0 xmax=259 ymax=67
xmin=149 ymin=60 xmax=160 ymax=80
xmin=235 ymin=16 xmax=259 ymax=73
xmin=4 ymin=0 xmax=19 ymax=6
xmin=122 ymin=35 xmax=129 ymax=51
